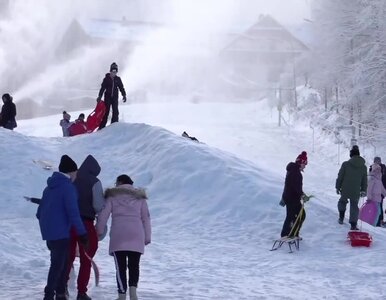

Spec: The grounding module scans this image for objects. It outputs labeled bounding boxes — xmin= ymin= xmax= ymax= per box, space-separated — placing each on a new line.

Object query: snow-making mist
xmin=0 ymin=0 xmax=311 ymax=120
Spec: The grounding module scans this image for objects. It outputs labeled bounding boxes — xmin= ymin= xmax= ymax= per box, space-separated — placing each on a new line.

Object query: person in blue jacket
xmin=36 ymin=155 xmax=89 ymax=300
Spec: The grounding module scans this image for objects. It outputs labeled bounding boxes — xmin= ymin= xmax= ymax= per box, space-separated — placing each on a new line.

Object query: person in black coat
xmin=0 ymin=93 xmax=17 ymax=130
xmin=96 ymin=62 xmax=127 ymax=130
xmin=280 ymin=151 xmax=308 ymax=237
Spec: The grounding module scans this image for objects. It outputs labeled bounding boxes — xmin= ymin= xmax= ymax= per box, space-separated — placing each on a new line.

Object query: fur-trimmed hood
xmin=104 ymin=184 xmax=147 ymax=200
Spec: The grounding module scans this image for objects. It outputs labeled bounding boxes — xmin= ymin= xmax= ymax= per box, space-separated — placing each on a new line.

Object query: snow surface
xmin=2 ymin=99 xmax=385 ymax=299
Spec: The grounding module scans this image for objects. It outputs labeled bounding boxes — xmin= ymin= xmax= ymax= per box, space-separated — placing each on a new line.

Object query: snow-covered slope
xmin=1 ymin=100 xmax=385 ymax=299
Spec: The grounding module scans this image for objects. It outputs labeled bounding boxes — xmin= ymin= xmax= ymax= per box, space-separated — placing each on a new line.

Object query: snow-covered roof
xmin=222 ymin=15 xmax=309 ymax=54
xmin=76 ymin=18 xmax=163 ymax=43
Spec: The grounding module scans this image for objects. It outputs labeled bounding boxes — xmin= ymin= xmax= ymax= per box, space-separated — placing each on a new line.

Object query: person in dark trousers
xmin=97 ymin=62 xmax=126 ymax=130
xmin=280 ymin=151 xmax=308 ymax=238
xmin=66 ymin=155 xmax=105 ymax=300
xmin=0 ymin=93 xmax=17 ymax=130
xmin=336 ymin=145 xmax=368 ymax=230
xmin=370 ymin=157 xmax=386 ymax=226
xmin=96 ymin=175 xmax=151 ymax=300
xmin=36 ymin=155 xmax=88 ymax=300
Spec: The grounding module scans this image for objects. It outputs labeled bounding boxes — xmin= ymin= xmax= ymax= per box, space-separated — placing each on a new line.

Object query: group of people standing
xmin=31 ymin=154 xmax=151 ymax=300
xmin=280 ymin=144 xmax=386 ymax=240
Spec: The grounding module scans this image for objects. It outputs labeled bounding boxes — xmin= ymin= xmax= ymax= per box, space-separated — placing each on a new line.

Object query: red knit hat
xmin=296 ymin=151 xmax=308 ymax=165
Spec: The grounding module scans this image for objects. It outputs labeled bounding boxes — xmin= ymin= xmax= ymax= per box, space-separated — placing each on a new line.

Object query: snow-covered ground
xmin=2 ymin=99 xmax=385 ymax=299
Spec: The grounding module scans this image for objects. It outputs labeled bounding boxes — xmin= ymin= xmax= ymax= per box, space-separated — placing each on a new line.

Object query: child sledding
xmin=60 ymin=101 xmax=106 ymax=137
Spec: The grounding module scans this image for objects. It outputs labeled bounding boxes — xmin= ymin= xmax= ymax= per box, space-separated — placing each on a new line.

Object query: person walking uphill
xmin=66 ymin=155 xmax=105 ymax=300
xmin=36 ymin=155 xmax=88 ymax=300
xmin=336 ymin=145 xmax=367 ymax=230
xmin=96 ymin=174 xmax=151 ymax=300
xmin=0 ymin=93 xmax=17 ymax=130
xmin=280 ymin=151 xmax=308 ymax=238
xmin=97 ymin=62 xmax=127 ymax=130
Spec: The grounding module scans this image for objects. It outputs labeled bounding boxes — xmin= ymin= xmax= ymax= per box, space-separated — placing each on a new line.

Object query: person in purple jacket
xmin=96 ymin=174 xmax=151 ymax=300
xmin=36 ymin=155 xmax=88 ymax=300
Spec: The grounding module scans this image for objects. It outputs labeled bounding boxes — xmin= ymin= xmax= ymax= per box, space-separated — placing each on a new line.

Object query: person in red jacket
xmin=96 ymin=62 xmax=126 ymax=130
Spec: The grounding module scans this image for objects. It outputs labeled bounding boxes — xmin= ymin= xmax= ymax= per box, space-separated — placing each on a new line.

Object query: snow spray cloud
xmin=0 ymin=0 xmax=125 ymax=112
xmin=120 ymin=0 xmax=240 ymax=100
xmin=119 ymin=0 xmax=310 ymax=100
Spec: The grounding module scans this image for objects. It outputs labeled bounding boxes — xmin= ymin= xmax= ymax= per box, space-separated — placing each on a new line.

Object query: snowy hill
xmin=2 ymin=100 xmax=386 ymax=299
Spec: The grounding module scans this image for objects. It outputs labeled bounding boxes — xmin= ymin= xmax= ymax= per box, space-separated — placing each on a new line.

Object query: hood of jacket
xmin=348 ymin=156 xmax=366 ymax=169
xmin=78 ymin=155 xmax=101 ymax=177
xmin=370 ymin=163 xmax=382 ymax=179
xmin=286 ymin=162 xmax=300 ymax=172
xmin=105 ymin=184 xmax=147 ymax=200
xmin=46 ymin=172 xmax=70 ymax=189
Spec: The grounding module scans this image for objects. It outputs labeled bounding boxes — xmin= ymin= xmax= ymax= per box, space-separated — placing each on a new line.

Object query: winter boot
xmin=338 ymin=211 xmax=345 ymax=224
xmin=55 ymin=294 xmax=68 ymax=300
xmin=129 ymin=286 xmax=138 ymax=300
xmin=77 ymin=293 xmax=92 ymax=300
xmin=116 ymin=293 xmax=127 ymax=300
xmin=350 ymin=222 xmax=359 ymax=231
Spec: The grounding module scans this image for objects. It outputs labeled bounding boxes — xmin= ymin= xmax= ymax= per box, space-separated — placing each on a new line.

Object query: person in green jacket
xmin=335 ymin=145 xmax=368 ymax=230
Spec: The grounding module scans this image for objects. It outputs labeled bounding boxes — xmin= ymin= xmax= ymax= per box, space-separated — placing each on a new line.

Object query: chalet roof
xmin=76 ymin=18 xmax=163 ymax=43
xmin=69 ymin=15 xmax=308 ymax=55
xmin=222 ymin=15 xmax=308 ymax=54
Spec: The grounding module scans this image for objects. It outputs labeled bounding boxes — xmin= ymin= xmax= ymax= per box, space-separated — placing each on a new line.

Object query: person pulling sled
xmin=272 ymin=151 xmax=309 ymax=252
xmin=335 ymin=145 xmax=367 ymax=230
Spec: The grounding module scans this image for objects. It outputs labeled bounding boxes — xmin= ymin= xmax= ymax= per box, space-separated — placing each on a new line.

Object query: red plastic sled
xmin=68 ymin=122 xmax=88 ymax=136
xmin=347 ymin=231 xmax=372 ymax=247
xmin=86 ymin=101 xmax=106 ymax=133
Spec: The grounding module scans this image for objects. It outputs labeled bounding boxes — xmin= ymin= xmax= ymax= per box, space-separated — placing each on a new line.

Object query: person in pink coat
xmin=96 ymin=174 xmax=151 ymax=300
xmin=367 ymin=163 xmax=386 ymax=226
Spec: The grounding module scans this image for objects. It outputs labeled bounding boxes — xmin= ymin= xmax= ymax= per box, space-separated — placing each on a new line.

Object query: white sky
xmin=1 ymin=88 xmax=385 ymax=299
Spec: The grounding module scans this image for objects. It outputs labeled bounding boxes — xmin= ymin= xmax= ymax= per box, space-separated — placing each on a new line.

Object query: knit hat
xmin=110 ymin=62 xmax=118 ymax=72
xmin=350 ymin=145 xmax=360 ymax=157
xmin=116 ymin=174 xmax=133 ymax=185
xmin=58 ymin=155 xmax=78 ymax=173
xmin=295 ymin=151 xmax=308 ymax=165
xmin=374 ymin=156 xmax=382 ymax=164
xmin=63 ymin=111 xmax=71 ymax=121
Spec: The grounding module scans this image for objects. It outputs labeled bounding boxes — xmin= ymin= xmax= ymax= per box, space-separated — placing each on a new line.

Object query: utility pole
xmin=278 ymin=88 xmax=282 ymax=127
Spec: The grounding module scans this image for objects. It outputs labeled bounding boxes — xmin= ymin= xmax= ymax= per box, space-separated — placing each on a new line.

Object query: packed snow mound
xmin=0 ymin=123 xmax=283 ymax=227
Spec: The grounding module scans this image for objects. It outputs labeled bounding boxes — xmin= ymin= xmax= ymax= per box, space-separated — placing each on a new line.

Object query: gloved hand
xmin=336 ymin=189 xmax=341 ymax=195
xmin=145 ymin=239 xmax=151 ymax=246
xmin=97 ymin=225 xmax=108 ymax=241
xmin=122 ymin=96 xmax=127 ymax=103
xmin=96 ymin=97 xmax=101 ymax=102
xmin=24 ymin=196 xmax=31 ymax=201
xmin=302 ymin=194 xmax=311 ymax=202
xmin=79 ymin=234 xmax=89 ymax=250
xmin=279 ymin=198 xmax=285 ymax=207
xmin=360 ymin=191 xmax=366 ymax=198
